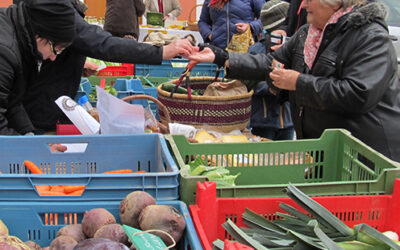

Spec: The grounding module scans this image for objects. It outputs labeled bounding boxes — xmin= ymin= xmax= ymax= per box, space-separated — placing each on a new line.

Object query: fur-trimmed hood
xmin=345 ymin=2 xmax=388 ymax=28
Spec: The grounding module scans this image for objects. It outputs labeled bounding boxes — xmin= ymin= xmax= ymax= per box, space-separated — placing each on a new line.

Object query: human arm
xmin=247 ymin=0 xmax=264 ymax=37
xmin=165 ymin=0 xmax=182 ymax=19
xmin=292 ymin=25 xmax=396 ymax=114
xmin=198 ymin=1 xmax=213 ymax=43
xmin=71 ymin=12 xmax=193 ymax=63
xmin=0 ymin=48 xmax=33 ymax=135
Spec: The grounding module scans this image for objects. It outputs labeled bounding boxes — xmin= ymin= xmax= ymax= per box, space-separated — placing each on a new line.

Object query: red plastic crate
xmin=97 ymin=63 xmax=134 ymax=76
xmin=56 ymin=124 xmax=82 ymax=135
xmin=189 ymin=180 xmax=400 ymax=250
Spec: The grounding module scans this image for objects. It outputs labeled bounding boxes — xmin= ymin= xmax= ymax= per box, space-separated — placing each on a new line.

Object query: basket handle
xmin=188 ymin=4 xmax=203 ymax=23
xmin=121 ymin=94 xmax=171 ymax=133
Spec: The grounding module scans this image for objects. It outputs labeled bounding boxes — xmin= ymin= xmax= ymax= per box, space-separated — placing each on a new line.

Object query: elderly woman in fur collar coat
xmin=188 ymin=0 xmax=400 ymax=163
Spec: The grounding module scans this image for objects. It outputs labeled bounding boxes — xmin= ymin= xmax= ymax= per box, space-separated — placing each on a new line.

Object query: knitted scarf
xmin=304 ymin=6 xmax=353 ymax=69
xmin=209 ymin=0 xmax=229 ymax=10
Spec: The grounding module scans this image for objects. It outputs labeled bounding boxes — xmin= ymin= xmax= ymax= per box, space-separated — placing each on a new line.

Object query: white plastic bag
xmin=96 ymin=86 xmax=145 ymax=134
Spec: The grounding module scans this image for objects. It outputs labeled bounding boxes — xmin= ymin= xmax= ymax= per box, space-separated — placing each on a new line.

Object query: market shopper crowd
xmin=0 ymin=0 xmax=399 ymax=163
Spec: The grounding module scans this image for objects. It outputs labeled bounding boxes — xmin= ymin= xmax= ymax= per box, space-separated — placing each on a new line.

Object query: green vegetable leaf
xmin=308 ymin=220 xmax=343 ymax=250
xmin=222 ymin=219 xmax=269 ymax=250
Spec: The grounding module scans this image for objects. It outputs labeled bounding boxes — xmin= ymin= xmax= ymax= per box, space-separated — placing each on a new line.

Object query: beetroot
xmin=72 ymin=238 xmax=129 ymax=250
xmin=0 ymin=242 xmax=19 ymax=250
xmin=56 ymin=224 xmax=86 ymax=242
xmin=93 ymin=224 xmax=129 ymax=245
xmin=49 ymin=235 xmax=78 ymax=250
xmin=81 ymin=208 xmax=116 ymax=238
xmin=120 ymin=191 xmax=156 ymax=228
xmin=24 ymin=240 xmax=41 ymax=250
xmin=139 ymin=205 xmax=186 ymax=246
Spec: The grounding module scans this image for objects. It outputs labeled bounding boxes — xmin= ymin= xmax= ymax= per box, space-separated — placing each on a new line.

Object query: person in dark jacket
xmin=188 ymin=0 xmax=400 ymax=162
xmin=276 ymin=0 xmax=307 ymax=37
xmin=0 ymin=0 xmax=75 ymax=135
xmin=104 ymin=0 xmax=145 ymax=40
xmin=247 ymin=0 xmax=294 ymax=140
xmin=18 ymin=0 xmax=194 ymax=133
xmin=198 ymin=0 xmax=265 ymax=50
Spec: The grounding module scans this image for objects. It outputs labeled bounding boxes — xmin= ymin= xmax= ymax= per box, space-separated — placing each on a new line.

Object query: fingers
xmin=270 ymin=44 xmax=283 ymax=51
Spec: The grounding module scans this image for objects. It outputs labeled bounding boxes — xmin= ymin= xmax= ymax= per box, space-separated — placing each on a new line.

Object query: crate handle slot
xmin=47 ymin=143 xmax=88 ymax=154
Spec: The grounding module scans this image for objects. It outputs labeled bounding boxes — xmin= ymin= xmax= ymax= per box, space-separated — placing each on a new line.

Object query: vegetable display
xmin=213 ymin=184 xmax=400 ymax=250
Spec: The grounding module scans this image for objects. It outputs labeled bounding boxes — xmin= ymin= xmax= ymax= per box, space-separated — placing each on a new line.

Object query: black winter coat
xmin=23 ymin=0 xmax=163 ymax=131
xmin=104 ymin=0 xmax=145 ymax=39
xmin=0 ymin=4 xmax=37 ymax=135
xmin=226 ymin=2 xmax=400 ymax=162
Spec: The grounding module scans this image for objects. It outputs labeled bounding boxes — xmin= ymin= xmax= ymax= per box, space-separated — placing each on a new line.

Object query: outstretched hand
xmin=163 ymin=38 xmax=195 ymax=60
xmin=185 ymin=46 xmax=216 ymax=63
xmin=270 ymin=68 xmax=300 ymax=90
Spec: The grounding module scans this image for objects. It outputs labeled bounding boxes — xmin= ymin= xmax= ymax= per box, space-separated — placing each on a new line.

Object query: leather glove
xmin=198 ymin=43 xmax=229 ymax=68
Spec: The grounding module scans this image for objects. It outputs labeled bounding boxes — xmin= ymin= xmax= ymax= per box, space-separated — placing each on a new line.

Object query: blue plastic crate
xmin=135 ymin=58 xmax=225 ymax=78
xmin=0 ymin=200 xmax=202 ymax=249
xmin=0 ymin=134 xmax=179 ymax=201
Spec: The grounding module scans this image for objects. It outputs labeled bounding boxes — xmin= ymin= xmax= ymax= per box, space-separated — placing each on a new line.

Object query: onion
xmin=383 ymin=231 xmax=399 ymax=241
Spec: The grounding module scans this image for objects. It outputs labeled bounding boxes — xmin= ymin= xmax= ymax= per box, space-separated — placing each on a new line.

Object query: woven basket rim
xmin=157 ymin=77 xmax=253 ymax=101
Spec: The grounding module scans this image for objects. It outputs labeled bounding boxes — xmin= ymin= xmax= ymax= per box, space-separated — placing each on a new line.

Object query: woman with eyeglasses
xmin=188 ymin=0 xmax=400 ymax=162
xmin=0 ymin=0 xmax=75 ymax=135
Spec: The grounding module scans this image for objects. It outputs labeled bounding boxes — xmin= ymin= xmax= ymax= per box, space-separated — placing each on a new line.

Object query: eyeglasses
xmin=49 ymin=41 xmax=64 ymax=56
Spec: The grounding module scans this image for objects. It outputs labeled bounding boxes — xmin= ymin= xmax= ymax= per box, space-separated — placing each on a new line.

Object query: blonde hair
xmin=320 ymin=0 xmax=366 ymax=9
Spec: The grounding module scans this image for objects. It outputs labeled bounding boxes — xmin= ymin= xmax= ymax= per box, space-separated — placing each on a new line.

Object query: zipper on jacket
xmin=299 ymin=106 xmax=304 ymax=117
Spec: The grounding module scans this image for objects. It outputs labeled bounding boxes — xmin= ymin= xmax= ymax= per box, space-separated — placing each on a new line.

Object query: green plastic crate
xmin=87 ymin=75 xmax=135 ymax=86
xmin=166 ymin=129 xmax=400 ymax=204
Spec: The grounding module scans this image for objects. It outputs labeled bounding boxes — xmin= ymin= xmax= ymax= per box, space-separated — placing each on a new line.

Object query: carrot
xmin=133 ymin=170 xmax=146 ymax=173
xmin=64 ymin=185 xmax=85 ymax=194
xmin=50 ymin=185 xmax=65 ymax=193
xmin=24 ymin=160 xmax=44 ymax=174
xmin=103 ymin=169 xmax=133 ymax=174
xmin=35 ymin=185 xmax=50 ymax=193
xmin=67 ymin=189 xmax=84 ymax=195
xmin=38 ymin=190 xmax=66 ymax=196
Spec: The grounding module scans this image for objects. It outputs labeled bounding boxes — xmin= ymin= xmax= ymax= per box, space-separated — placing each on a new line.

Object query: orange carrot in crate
xmin=38 ymin=190 xmax=66 ymax=196
xmin=103 ymin=169 xmax=133 ymax=174
xmin=24 ymin=160 xmax=44 ymax=174
xmin=67 ymin=189 xmax=85 ymax=195
xmin=50 ymin=185 xmax=65 ymax=193
xmin=35 ymin=185 xmax=50 ymax=194
xmin=64 ymin=185 xmax=85 ymax=194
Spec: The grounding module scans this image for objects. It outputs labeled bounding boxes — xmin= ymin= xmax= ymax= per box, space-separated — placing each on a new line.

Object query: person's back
xmin=198 ymin=0 xmax=265 ymax=50
xmin=104 ymin=0 xmax=145 ymax=40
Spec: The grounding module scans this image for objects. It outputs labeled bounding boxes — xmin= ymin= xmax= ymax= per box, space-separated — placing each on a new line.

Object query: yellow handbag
xmin=226 ymin=28 xmax=254 ymax=53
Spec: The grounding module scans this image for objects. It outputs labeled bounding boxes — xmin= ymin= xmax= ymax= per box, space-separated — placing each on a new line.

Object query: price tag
xmin=122 ymin=225 xmax=167 ymax=250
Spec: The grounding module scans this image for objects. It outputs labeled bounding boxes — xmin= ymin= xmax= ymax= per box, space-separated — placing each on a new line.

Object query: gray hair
xmin=320 ymin=0 xmax=366 ymax=9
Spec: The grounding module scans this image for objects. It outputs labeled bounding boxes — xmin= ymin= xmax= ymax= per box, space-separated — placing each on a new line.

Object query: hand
xmin=49 ymin=143 xmax=67 ymax=153
xmin=185 ymin=47 xmax=215 ymax=63
xmin=270 ymin=44 xmax=283 ymax=51
xmin=163 ymin=14 xmax=171 ymax=21
xmin=162 ymin=38 xmax=195 ymax=60
xmin=191 ymin=43 xmax=229 ymax=68
xmin=235 ymin=23 xmax=250 ymax=34
xmin=269 ymin=68 xmax=300 ymax=90
xmin=82 ymin=61 xmax=99 ymax=77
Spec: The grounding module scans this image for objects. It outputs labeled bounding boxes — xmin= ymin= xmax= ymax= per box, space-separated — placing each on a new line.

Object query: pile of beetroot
xmin=32 ymin=191 xmax=186 ymax=250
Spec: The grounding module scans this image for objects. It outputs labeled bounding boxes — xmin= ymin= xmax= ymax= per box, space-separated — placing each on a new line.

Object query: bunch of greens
xmin=184 ymin=157 xmax=240 ymax=187
xmin=213 ymin=184 xmax=400 ymax=250
xmin=88 ymin=85 xmax=118 ymax=102
xmin=86 ymin=57 xmax=122 ymax=67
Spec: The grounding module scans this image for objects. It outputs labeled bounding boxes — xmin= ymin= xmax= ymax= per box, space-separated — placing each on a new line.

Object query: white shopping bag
xmin=96 ymin=86 xmax=145 ymax=134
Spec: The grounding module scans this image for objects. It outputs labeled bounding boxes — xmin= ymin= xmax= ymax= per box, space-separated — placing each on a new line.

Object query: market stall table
xmin=138 ymin=26 xmax=203 ymax=44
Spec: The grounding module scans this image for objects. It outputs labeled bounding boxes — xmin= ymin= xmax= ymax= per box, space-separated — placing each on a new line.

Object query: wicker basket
xmin=187 ymin=4 xmax=202 ymax=31
xmin=157 ymin=77 xmax=253 ymax=133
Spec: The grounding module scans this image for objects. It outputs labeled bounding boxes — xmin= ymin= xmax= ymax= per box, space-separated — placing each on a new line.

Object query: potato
xmin=0 ymin=219 xmax=8 ymax=235
xmin=93 ymin=224 xmax=128 ymax=245
xmin=0 ymin=242 xmax=19 ymax=250
xmin=120 ymin=191 xmax=156 ymax=228
xmin=56 ymin=224 xmax=86 ymax=242
xmin=72 ymin=238 xmax=129 ymax=250
xmin=81 ymin=208 xmax=116 ymax=238
xmin=139 ymin=205 xmax=186 ymax=246
xmin=24 ymin=240 xmax=41 ymax=250
xmin=49 ymin=235 xmax=77 ymax=250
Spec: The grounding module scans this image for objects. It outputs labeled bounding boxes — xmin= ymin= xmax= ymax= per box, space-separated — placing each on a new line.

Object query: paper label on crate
xmin=123 ymin=225 xmax=167 ymax=250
